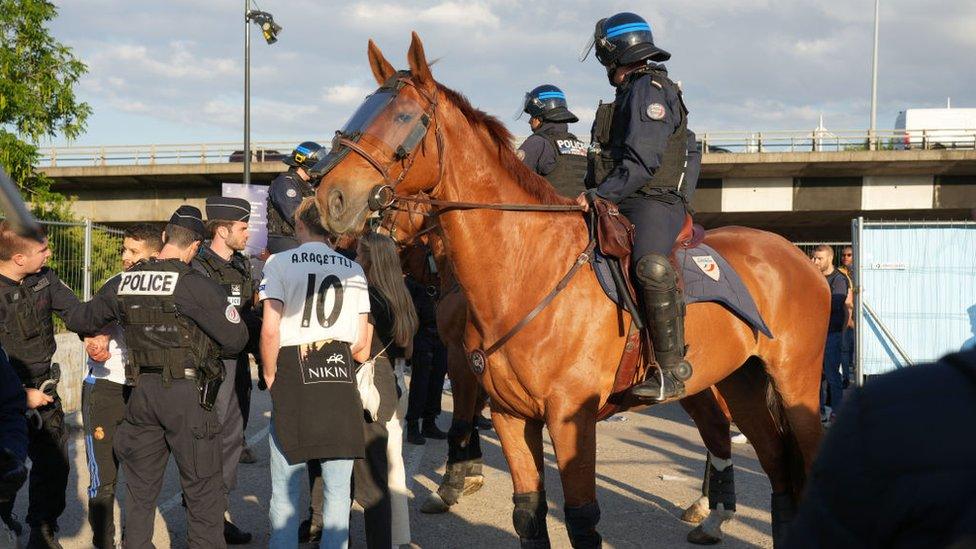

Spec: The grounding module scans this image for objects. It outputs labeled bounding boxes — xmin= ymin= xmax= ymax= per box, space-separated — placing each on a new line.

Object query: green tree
xmin=0 ymin=0 xmax=91 ymax=219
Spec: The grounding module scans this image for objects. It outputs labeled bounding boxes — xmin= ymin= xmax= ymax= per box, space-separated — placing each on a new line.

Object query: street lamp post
xmin=869 ymin=0 xmax=880 ymax=150
xmin=243 ymin=3 xmax=281 ymax=186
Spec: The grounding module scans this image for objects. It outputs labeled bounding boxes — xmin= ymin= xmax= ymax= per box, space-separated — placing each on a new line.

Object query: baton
xmin=0 ymin=164 xmax=45 ymax=242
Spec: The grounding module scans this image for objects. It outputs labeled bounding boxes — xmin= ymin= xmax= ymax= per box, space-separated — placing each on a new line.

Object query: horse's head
xmin=312 ymin=33 xmax=443 ymax=235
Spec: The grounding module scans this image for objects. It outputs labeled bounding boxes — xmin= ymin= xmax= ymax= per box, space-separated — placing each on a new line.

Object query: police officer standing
xmin=266 ymin=141 xmax=324 ymax=254
xmin=516 ymin=85 xmax=588 ymax=198
xmin=68 ymin=206 xmax=248 ymax=548
xmin=192 ymin=196 xmax=260 ymax=544
xmin=0 ymin=220 xmax=86 ymax=548
xmin=578 ymin=12 xmax=702 ymax=401
xmin=0 ymin=349 xmax=28 ymax=544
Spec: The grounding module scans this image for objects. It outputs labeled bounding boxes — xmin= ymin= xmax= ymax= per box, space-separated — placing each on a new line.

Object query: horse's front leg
xmin=680 ymin=388 xmax=736 ymax=545
xmin=422 ymin=340 xmax=486 ymax=514
xmin=494 ymin=410 xmax=550 ymax=548
xmin=546 ymin=397 xmax=602 ymax=549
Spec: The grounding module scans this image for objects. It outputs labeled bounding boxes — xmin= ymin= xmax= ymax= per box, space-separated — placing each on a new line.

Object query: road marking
xmin=157 ymin=424 xmax=270 ymax=513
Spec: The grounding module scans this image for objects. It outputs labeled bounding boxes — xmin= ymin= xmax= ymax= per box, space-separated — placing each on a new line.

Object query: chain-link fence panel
xmin=40 ymin=219 xmax=123 ymax=332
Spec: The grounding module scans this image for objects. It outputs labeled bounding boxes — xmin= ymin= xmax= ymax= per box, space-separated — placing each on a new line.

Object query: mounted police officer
xmin=578 ymin=12 xmax=703 ymax=402
xmin=193 ymin=197 xmax=262 ymax=544
xmin=0 ymin=220 xmax=87 ymax=548
xmin=68 ymin=206 xmax=248 ymax=548
xmin=267 ymin=141 xmax=324 ymax=254
xmin=516 ymin=85 xmax=588 ymax=198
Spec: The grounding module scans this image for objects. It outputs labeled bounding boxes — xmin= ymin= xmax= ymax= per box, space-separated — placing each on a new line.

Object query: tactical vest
xmin=194 ymin=248 xmax=253 ymax=311
xmin=587 ymin=70 xmax=691 ymax=196
xmin=116 ymin=260 xmax=217 ymax=385
xmin=0 ymin=272 xmax=56 ymax=379
xmin=535 ymin=127 xmax=588 ymax=198
xmin=267 ymin=170 xmax=314 ymax=237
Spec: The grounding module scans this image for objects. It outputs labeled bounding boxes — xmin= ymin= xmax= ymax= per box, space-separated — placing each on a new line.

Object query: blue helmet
xmin=519 ymin=85 xmax=579 ymax=123
xmin=580 ymin=12 xmax=670 ymax=68
xmin=283 ymin=141 xmax=323 ymax=169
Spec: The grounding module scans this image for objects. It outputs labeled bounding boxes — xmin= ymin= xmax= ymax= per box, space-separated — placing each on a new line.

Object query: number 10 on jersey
xmin=301 ymin=273 xmax=345 ymax=328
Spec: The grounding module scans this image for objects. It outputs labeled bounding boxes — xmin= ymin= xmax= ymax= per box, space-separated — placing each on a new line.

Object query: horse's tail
xmin=764 ymin=372 xmax=807 ymax=502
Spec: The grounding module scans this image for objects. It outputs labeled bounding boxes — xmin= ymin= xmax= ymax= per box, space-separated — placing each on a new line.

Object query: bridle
xmin=319 ymin=71 xmax=595 ymax=366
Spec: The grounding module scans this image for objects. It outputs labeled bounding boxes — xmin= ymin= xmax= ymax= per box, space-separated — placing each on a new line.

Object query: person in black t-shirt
xmin=811 ymin=245 xmax=852 ymax=422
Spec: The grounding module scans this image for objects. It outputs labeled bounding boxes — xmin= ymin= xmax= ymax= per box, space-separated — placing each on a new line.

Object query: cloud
xmin=45 ymin=0 xmax=976 ymax=145
xmin=321 ymin=84 xmax=373 ymax=105
xmin=346 ymin=2 xmax=500 ymax=29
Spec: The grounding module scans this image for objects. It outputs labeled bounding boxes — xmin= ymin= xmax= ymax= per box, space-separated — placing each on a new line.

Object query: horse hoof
xmin=420 ymin=492 xmax=451 ymax=514
xmin=681 ymin=498 xmax=709 ymax=524
xmin=687 ymin=525 xmax=722 ymax=545
xmin=462 ymin=474 xmax=485 ymax=495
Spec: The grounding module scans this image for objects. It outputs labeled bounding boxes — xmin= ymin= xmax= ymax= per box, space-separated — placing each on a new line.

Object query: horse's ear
xmin=368 ymin=39 xmax=396 ymax=85
xmin=406 ymin=31 xmax=434 ymax=88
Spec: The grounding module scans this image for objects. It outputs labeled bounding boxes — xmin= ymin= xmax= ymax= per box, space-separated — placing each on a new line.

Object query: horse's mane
xmin=436 ymin=83 xmax=574 ymax=206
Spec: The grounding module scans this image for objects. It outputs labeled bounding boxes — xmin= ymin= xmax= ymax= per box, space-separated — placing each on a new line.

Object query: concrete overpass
xmin=39 ymin=145 xmax=976 ymax=241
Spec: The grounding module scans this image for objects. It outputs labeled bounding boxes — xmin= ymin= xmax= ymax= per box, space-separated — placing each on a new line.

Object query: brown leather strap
xmin=337 ymin=137 xmax=391 ymax=183
xmin=484 ymin=239 xmax=596 ymax=357
xmin=396 ymin=194 xmax=584 ymax=214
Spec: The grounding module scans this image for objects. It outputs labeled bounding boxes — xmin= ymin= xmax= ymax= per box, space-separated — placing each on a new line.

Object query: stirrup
xmin=632 ymin=366 xmax=687 ymax=401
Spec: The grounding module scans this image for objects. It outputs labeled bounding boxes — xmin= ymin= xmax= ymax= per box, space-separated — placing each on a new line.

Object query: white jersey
xmin=85 ymin=323 xmax=129 ymax=385
xmin=259 ymin=241 xmax=370 ymax=347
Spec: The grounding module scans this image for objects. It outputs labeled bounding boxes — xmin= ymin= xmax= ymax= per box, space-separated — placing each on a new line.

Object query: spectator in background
xmin=404 ymin=275 xmax=449 ymax=445
xmin=82 ymin=223 xmax=161 ymax=548
xmin=838 ymin=246 xmax=856 ymax=386
xmin=356 ymin=232 xmax=419 ymax=548
xmin=784 ymin=349 xmax=976 ymax=548
xmin=811 ymin=245 xmax=852 ymax=423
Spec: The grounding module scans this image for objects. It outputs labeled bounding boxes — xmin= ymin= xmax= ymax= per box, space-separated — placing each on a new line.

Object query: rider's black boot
xmin=630 ymin=253 xmax=692 ymax=401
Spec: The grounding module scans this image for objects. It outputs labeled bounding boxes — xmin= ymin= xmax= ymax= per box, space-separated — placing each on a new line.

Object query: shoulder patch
xmin=286 ymin=188 xmax=298 ymax=198
xmin=646 ymin=103 xmax=666 ymax=121
xmin=516 ymin=149 xmax=526 ymax=161
xmin=117 ymin=271 xmax=179 ymax=296
xmin=225 ymin=304 xmax=241 ymax=324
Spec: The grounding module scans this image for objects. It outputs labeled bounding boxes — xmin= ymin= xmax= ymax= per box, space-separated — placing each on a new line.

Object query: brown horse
xmin=386 ymin=192 xmax=747 ymax=544
xmin=315 ymin=34 xmax=826 ymax=547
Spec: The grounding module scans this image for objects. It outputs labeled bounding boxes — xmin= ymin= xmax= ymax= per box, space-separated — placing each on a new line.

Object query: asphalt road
xmin=9 ymin=374 xmax=773 ymax=548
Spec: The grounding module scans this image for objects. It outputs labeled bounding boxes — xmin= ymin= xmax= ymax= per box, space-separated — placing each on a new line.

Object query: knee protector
xmin=707 ymin=463 xmax=736 ymax=511
xmin=512 ymin=491 xmax=549 ymax=542
xmin=635 ymin=253 xmax=678 ymax=292
xmin=564 ymin=501 xmax=602 ymax=549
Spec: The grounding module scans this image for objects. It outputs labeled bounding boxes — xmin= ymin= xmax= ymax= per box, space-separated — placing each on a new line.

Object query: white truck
xmin=894 ymin=107 xmax=976 ymax=149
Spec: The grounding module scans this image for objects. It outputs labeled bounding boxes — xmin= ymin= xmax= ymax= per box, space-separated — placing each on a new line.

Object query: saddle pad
xmin=592 ymin=245 xmax=773 ymax=339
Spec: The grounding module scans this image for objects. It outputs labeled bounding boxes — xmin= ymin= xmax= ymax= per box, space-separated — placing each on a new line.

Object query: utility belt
xmin=139 ymin=366 xmax=223 ymax=411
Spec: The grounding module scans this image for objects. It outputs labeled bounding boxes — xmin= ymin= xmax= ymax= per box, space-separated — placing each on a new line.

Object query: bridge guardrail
xmin=36 ymin=129 xmax=976 ymax=167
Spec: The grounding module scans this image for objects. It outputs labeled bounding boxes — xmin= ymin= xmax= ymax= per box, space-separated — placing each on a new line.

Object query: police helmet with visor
xmin=579 ymin=12 xmax=671 ymax=68
xmin=516 ymin=85 xmax=579 ymax=123
xmin=284 ymin=141 xmax=324 ymax=170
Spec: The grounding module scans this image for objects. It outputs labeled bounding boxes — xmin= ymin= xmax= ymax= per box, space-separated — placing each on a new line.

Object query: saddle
xmin=589 ymin=197 xmax=703 ymax=419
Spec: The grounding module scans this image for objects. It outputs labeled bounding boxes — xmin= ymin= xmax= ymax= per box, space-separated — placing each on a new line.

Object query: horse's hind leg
xmin=715 ymin=358 xmax=801 ymax=548
xmin=546 ymin=398 xmax=601 ymax=549
xmin=762 ymin=352 xmax=824 ymax=546
xmin=680 ymin=388 xmax=736 ymax=545
xmin=494 ymin=411 xmax=551 ymax=548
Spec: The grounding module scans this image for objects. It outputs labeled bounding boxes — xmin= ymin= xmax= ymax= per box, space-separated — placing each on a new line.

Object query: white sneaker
xmin=731 ymin=433 xmax=749 ymax=445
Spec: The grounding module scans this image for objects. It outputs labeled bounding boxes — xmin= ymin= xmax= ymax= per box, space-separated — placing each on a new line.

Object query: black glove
xmin=0 ymin=449 xmax=27 ymax=503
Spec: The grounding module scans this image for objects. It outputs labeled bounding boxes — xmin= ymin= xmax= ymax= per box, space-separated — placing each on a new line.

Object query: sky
xmin=46 ymin=0 xmax=976 ymax=147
